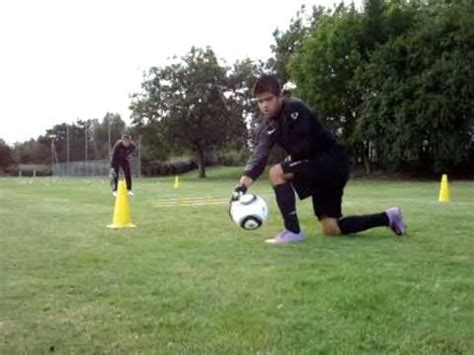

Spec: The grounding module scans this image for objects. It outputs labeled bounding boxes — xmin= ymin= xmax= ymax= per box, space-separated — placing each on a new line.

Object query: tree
xmin=288 ymin=0 xmax=420 ymax=172
xmin=40 ymin=119 xmax=98 ymax=163
xmin=130 ymin=47 xmax=247 ymax=177
xmin=268 ymin=5 xmax=310 ymax=83
xmin=225 ymin=58 xmax=265 ymax=147
xmin=0 ymin=139 xmax=15 ymax=169
xmin=13 ymin=138 xmax=49 ymax=164
xmin=44 ymin=121 xmax=87 ymax=162
xmin=93 ymin=113 xmax=126 ymax=159
xmin=289 ymin=4 xmax=364 ymax=148
xmin=357 ymin=0 xmax=474 ymax=172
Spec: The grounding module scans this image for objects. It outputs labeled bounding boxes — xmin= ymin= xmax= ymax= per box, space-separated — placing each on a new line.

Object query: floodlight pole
xmin=66 ymin=124 xmax=70 ymax=176
xmin=51 ymin=138 xmax=54 ymax=174
xmin=108 ymin=116 xmax=111 ymax=158
xmin=137 ymin=135 xmax=141 ymax=178
xmin=84 ymin=121 xmax=88 ymax=162
xmin=49 ymin=134 xmax=58 ymax=176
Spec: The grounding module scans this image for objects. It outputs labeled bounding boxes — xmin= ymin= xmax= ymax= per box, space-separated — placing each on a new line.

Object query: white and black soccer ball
xmin=230 ymin=194 xmax=268 ymax=230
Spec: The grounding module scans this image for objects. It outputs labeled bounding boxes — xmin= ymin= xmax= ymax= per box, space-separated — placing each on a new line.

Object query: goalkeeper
xmin=232 ymin=75 xmax=406 ymax=244
xmin=110 ymin=134 xmax=135 ymax=197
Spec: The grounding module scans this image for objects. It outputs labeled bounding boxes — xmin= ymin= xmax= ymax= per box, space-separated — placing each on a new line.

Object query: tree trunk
xmin=197 ymin=148 xmax=206 ymax=178
xmin=363 ymin=153 xmax=371 ymax=175
xmin=363 ymin=141 xmax=371 ymax=175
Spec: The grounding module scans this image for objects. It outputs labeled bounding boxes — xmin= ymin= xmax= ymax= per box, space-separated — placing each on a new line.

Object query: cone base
xmin=107 ymin=223 xmax=136 ymax=229
xmin=439 ymin=189 xmax=450 ymax=202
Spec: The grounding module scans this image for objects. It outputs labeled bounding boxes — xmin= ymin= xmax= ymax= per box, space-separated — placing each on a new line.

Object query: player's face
xmin=256 ymin=92 xmax=282 ymax=119
xmin=122 ymin=138 xmax=130 ymax=147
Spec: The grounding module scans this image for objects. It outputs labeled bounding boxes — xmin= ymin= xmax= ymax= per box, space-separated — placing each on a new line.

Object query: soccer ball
xmin=230 ymin=194 xmax=268 ymax=230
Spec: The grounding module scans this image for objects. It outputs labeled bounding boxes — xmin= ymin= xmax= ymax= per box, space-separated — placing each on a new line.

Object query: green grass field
xmin=1 ymin=167 xmax=473 ymax=354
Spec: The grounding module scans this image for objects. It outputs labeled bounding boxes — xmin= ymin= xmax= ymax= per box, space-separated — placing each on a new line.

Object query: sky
xmin=0 ymin=0 xmax=362 ymax=144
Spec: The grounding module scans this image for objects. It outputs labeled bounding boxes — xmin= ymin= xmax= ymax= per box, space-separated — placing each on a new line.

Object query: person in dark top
xmin=110 ymin=134 xmax=135 ymax=197
xmin=232 ymin=74 xmax=406 ymax=244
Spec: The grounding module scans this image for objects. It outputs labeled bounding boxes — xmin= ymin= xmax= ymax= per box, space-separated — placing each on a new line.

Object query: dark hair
xmin=122 ymin=134 xmax=131 ymax=140
xmin=253 ymin=74 xmax=281 ymax=96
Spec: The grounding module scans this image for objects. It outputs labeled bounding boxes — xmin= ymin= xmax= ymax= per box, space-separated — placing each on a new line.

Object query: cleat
xmin=385 ymin=207 xmax=407 ymax=236
xmin=265 ymin=229 xmax=305 ymax=244
xmin=112 ymin=191 xmax=118 ymax=197
xmin=127 ymin=190 xmax=134 ymax=196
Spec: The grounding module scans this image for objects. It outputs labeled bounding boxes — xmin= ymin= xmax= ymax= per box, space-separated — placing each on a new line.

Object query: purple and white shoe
xmin=385 ymin=207 xmax=407 ymax=236
xmin=265 ymin=229 xmax=305 ymax=244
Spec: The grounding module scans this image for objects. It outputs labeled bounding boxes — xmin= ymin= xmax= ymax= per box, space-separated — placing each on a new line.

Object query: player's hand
xmin=109 ymin=168 xmax=117 ymax=188
xmin=231 ymin=185 xmax=248 ymax=202
xmin=109 ymin=168 xmax=117 ymax=179
xmin=228 ymin=185 xmax=247 ymax=220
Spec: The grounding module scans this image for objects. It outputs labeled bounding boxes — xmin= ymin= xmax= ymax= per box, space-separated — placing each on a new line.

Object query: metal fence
xmin=52 ymin=159 xmax=140 ymax=177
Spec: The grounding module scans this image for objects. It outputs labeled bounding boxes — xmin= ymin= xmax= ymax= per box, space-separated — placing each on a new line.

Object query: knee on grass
xmin=320 ymin=218 xmax=342 ymax=236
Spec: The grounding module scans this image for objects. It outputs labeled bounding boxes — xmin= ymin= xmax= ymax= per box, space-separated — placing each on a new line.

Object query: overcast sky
xmin=0 ymin=0 xmax=361 ymax=144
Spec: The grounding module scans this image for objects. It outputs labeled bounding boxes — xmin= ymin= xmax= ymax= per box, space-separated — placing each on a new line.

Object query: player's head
xmin=121 ymin=134 xmax=131 ymax=146
xmin=253 ymin=74 xmax=283 ymax=119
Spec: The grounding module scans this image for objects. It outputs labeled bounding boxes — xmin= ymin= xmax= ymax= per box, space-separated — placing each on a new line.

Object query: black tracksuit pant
xmin=112 ymin=159 xmax=132 ymax=191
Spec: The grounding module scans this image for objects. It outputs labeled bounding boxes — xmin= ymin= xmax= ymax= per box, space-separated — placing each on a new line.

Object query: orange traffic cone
xmin=438 ymin=174 xmax=451 ymax=203
xmin=107 ymin=181 xmax=136 ymax=228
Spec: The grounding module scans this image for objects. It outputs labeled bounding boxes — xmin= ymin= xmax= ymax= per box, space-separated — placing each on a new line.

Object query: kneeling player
xmin=232 ymin=75 xmax=406 ymax=244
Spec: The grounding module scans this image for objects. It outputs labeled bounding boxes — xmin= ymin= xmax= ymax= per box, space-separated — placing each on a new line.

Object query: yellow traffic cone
xmin=107 ymin=180 xmax=136 ymax=228
xmin=174 ymin=175 xmax=180 ymax=189
xmin=438 ymin=174 xmax=451 ymax=202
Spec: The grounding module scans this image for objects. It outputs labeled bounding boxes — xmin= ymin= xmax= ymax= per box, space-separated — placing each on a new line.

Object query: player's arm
xmin=111 ymin=140 xmax=121 ymax=162
xmin=109 ymin=141 xmax=121 ymax=178
xmin=243 ymin=123 xmax=274 ymax=181
xmin=238 ymin=175 xmax=253 ymax=190
xmin=230 ymin=175 xmax=253 ymax=201
xmin=127 ymin=142 xmax=136 ymax=160
xmin=232 ymin=123 xmax=274 ymax=198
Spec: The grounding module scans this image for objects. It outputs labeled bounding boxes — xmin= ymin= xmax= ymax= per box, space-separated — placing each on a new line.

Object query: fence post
xmin=137 ymin=136 xmax=142 ymax=178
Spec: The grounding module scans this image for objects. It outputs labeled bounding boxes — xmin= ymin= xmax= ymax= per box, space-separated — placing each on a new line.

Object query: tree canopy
xmin=3 ymin=0 xmax=473 ymax=176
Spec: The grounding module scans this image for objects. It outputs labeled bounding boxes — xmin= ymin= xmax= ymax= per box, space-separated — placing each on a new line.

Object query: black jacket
xmin=244 ymin=98 xmax=337 ymax=180
xmin=111 ymin=140 xmax=135 ymax=166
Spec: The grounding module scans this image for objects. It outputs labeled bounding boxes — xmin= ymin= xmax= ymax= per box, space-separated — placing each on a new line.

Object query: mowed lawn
xmin=1 ymin=167 xmax=473 ymax=354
